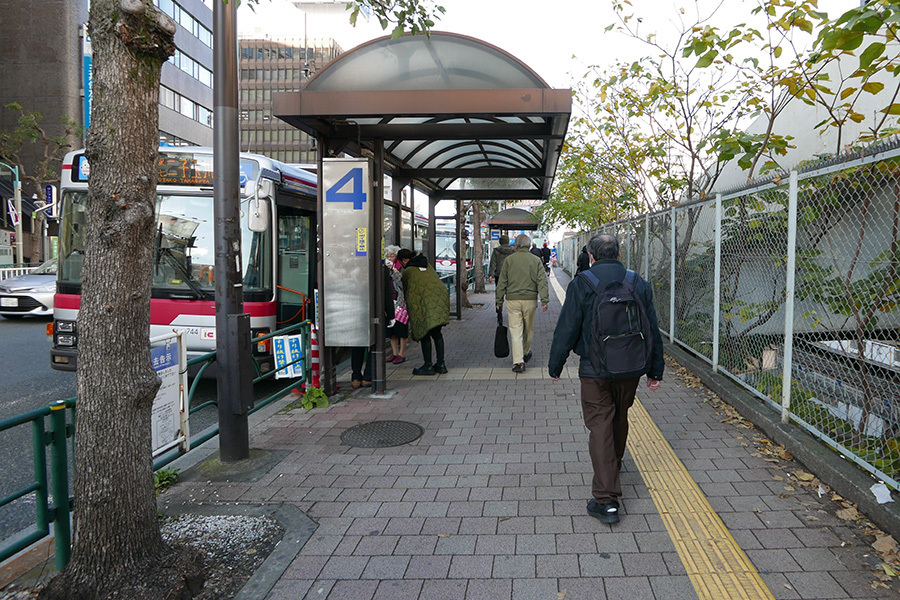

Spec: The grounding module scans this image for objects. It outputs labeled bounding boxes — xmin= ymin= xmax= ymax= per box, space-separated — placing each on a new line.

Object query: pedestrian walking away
xmin=487 ymin=234 xmax=515 ymax=284
xmin=397 ymin=248 xmax=450 ymax=375
xmin=496 ymin=234 xmax=549 ymax=373
xmin=576 ymin=245 xmax=590 ymax=274
xmin=548 ymin=233 xmax=664 ymax=524
xmin=540 ymin=242 xmax=551 ymax=274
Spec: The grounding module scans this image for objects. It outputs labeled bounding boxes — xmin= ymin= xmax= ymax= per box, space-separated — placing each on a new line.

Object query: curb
xmin=665 ymin=342 xmax=900 ymax=540
xmin=159 ymin=503 xmax=317 ymax=600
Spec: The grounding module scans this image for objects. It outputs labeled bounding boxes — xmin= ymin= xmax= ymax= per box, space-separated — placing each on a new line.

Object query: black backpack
xmin=580 ymin=269 xmax=653 ymax=380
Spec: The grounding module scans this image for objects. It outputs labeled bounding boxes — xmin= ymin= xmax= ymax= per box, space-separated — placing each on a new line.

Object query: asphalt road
xmin=0 ymin=316 xmax=229 ymax=544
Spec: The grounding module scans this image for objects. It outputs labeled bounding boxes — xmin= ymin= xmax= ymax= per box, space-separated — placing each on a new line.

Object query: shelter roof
xmin=273 ymin=32 xmax=571 ymax=202
xmin=484 ymin=207 xmax=540 ymax=230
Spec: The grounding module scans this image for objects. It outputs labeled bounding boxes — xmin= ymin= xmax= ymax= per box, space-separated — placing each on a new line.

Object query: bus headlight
xmin=56 ymin=335 xmax=75 ymax=347
xmin=56 ymin=321 xmax=76 ymax=333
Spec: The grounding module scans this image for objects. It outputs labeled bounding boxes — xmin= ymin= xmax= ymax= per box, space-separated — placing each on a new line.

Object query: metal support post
xmin=14 ymin=180 xmax=22 ymax=264
xmin=48 ymin=401 xmax=71 ymax=569
xmin=643 ymin=213 xmax=649 ymax=278
xmin=781 ymin=171 xmax=799 ymax=424
xmin=712 ymin=194 xmax=722 ymax=372
xmin=213 ymin=0 xmax=250 ymax=462
xmin=373 ymin=140 xmax=386 ymax=393
xmin=455 ymin=199 xmax=463 ymax=319
xmin=669 ymin=207 xmax=676 ymax=341
xmin=317 ymin=134 xmax=336 ymax=395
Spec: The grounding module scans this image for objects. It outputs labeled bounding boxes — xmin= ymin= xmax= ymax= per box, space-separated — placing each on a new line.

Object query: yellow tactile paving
xmin=629 ymin=398 xmax=775 ymax=600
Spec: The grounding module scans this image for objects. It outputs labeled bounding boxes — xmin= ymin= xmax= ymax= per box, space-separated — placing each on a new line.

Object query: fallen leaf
xmin=873 ymin=535 xmax=898 ymax=555
xmin=881 ymin=563 xmax=897 ymax=577
xmin=793 ymin=471 xmax=815 ymax=482
xmin=558 ymin=591 xmax=567 ymax=600
xmin=437 ymin=533 xmax=451 ymax=538
xmin=836 ymin=507 xmax=860 ymax=521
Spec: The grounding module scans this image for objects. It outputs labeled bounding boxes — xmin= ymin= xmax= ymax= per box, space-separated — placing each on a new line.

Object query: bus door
xmin=277 ymin=210 xmax=314 ymax=326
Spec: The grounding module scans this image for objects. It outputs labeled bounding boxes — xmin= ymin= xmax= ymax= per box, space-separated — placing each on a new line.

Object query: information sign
xmin=273 ymin=335 xmax=304 ymax=379
xmin=150 ymin=340 xmax=181 ymax=455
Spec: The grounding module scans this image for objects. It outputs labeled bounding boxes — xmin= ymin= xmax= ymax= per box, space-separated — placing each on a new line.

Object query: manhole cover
xmin=340 ymin=420 xmax=424 ymax=448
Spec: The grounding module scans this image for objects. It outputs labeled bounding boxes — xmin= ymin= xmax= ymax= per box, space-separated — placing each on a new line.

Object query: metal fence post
xmin=782 ymin=171 xmax=799 ymax=424
xmin=670 ymin=206 xmax=676 ymax=341
xmin=712 ymin=194 xmax=722 ymax=372
xmin=49 ymin=400 xmax=71 ymax=569
xmin=643 ymin=213 xmax=649 ymax=278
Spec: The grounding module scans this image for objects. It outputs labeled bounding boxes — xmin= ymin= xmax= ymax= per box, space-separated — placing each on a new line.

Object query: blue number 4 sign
xmin=325 ymin=167 xmax=366 ymax=210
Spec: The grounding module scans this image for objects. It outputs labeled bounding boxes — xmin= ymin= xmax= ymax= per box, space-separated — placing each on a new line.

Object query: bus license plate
xmin=1 ymin=298 xmax=17 ymax=307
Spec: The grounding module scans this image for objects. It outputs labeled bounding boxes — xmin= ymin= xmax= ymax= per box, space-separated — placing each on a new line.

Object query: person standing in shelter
xmin=548 ymin=233 xmax=664 ymax=524
xmin=385 ymin=245 xmax=408 ymax=363
xmin=487 ymin=234 xmax=515 ymax=284
xmin=496 ymin=234 xmax=549 ymax=373
xmin=576 ymin=245 xmax=590 ymax=274
xmin=397 ymin=248 xmax=450 ymax=375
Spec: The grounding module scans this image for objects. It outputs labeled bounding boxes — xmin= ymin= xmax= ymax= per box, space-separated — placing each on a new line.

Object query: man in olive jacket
xmin=548 ymin=233 xmax=663 ymax=524
xmin=496 ymin=234 xmax=549 ymax=373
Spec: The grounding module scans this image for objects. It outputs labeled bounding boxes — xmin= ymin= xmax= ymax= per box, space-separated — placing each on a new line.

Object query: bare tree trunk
xmin=38 ymin=2 xmax=200 ymax=598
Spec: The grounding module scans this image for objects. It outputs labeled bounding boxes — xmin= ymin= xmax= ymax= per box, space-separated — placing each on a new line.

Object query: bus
xmin=50 ymin=147 xmax=318 ymax=371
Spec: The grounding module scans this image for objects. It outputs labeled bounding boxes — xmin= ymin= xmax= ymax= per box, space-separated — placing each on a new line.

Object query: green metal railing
xmin=0 ymin=320 xmax=312 ymax=569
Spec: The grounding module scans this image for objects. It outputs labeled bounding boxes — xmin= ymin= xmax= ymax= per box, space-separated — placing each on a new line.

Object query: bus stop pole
xmin=213 ymin=0 xmax=251 ymax=462
xmin=373 ymin=140 xmax=386 ymax=393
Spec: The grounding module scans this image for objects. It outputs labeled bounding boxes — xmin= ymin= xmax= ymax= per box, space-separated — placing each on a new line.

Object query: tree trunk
xmin=38 ymin=1 xmax=192 ymax=598
xmin=472 ymin=203 xmax=486 ymax=293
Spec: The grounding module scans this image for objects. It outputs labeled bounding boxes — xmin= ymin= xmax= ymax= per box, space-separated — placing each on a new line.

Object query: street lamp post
xmin=0 ymin=162 xmax=23 ymax=264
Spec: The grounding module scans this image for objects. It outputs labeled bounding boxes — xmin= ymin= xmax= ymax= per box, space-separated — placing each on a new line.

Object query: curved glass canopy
xmin=273 ymin=32 xmax=571 ymax=201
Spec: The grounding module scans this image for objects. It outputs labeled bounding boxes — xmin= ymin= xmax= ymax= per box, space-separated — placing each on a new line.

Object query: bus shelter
xmin=273 ymin=32 xmax=571 ymax=393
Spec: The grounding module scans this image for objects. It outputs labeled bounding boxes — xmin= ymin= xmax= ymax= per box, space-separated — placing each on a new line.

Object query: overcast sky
xmin=238 ymin=0 xmax=857 ymax=90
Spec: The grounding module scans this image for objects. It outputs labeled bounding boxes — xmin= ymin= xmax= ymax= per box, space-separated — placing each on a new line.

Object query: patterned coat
xmin=401 ymin=254 xmax=450 ymax=341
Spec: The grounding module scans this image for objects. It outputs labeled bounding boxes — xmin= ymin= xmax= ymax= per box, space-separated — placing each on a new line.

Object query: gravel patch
xmin=0 ymin=514 xmax=284 ymax=600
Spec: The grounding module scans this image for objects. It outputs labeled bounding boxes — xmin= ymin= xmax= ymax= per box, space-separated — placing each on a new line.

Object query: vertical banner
xmin=82 ymin=26 xmax=93 ymax=133
xmin=322 ymin=158 xmax=372 ymax=346
xmin=272 ymin=335 xmax=304 ymax=379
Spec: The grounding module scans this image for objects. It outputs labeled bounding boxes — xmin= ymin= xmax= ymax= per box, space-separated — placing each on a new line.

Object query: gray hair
xmin=514 ymin=234 xmax=531 ymax=249
xmin=588 ymin=234 xmax=620 ymax=261
xmin=385 ymin=245 xmax=401 ymax=257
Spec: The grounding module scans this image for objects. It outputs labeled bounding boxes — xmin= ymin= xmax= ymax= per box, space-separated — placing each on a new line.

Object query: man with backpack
xmin=548 ymin=233 xmax=664 ymax=524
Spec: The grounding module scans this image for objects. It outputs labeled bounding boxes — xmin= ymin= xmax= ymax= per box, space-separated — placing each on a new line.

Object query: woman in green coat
xmin=397 ymin=248 xmax=450 ymax=375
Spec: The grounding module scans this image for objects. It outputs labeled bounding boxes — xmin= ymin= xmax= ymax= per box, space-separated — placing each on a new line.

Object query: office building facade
xmin=238 ymin=37 xmax=342 ymax=164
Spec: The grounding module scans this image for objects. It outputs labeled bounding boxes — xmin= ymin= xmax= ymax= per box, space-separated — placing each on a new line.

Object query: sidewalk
xmin=161 ymin=268 xmax=900 ymax=600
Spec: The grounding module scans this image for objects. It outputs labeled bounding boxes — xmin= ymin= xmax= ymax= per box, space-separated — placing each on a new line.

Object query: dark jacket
xmin=540 ymin=246 xmax=551 ymax=265
xmin=401 ymin=253 xmax=450 ymax=341
xmin=488 ymin=244 xmax=516 ymax=280
xmin=548 ymin=259 xmax=664 ymax=380
xmin=576 ymin=249 xmax=590 ymax=274
xmin=529 ymin=247 xmax=542 ymax=259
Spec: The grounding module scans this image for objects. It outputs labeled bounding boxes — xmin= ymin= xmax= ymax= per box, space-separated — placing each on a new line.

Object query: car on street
xmin=0 ymin=258 xmax=57 ymax=319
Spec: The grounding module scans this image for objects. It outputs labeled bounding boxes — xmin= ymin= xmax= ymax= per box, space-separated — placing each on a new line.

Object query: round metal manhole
xmin=340 ymin=420 xmax=424 ymax=448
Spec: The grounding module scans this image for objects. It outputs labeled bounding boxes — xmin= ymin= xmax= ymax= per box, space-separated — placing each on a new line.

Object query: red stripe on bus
xmin=53 ymin=295 xmax=276 ymax=320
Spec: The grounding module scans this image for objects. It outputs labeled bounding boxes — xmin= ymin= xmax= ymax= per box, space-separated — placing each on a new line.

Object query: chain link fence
xmin=558 ymin=142 xmax=900 ymax=490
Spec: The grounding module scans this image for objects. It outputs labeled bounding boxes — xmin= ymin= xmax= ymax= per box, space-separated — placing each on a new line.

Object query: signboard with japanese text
xmin=150 ymin=334 xmax=189 ymax=457
xmin=322 ymin=158 xmax=373 ymax=347
xmin=272 ymin=335 xmax=304 ymax=379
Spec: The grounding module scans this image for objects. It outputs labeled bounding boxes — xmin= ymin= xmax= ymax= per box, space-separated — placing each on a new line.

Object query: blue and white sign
xmin=322 ymin=158 xmax=373 ymax=347
xmin=45 ymin=185 xmax=57 ymax=218
xmin=273 ymin=335 xmax=304 ymax=379
xmin=150 ymin=341 xmax=180 ymax=454
xmin=491 ymin=230 xmax=500 ymax=242
xmin=82 ymin=26 xmax=93 ymax=133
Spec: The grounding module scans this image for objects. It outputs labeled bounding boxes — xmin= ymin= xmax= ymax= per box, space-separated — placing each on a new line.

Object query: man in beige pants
xmin=496 ymin=234 xmax=549 ymax=373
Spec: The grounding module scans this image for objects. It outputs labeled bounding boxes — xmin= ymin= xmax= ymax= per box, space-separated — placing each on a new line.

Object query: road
xmin=0 ymin=317 xmax=228 ymax=543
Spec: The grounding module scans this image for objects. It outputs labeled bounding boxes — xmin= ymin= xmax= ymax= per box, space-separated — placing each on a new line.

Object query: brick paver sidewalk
xmin=163 ymin=267 xmax=899 ymax=600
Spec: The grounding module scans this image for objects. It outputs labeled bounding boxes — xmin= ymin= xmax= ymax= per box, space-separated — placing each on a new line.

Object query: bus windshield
xmin=58 ymin=191 xmax=272 ymax=299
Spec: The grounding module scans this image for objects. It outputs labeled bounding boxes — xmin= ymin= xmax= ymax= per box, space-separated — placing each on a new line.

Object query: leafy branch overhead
xmin=347 ymin=0 xmax=446 ymax=37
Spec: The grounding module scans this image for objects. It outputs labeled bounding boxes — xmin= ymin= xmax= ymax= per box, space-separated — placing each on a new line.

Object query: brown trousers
xmin=579 ymin=377 xmax=640 ymax=503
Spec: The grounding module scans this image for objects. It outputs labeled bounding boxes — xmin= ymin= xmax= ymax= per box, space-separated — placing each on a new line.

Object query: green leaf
xmin=859 ymin=42 xmax=886 ymax=69
xmin=840 ymin=87 xmax=857 ymax=100
xmin=696 ymin=49 xmax=718 ymax=68
xmin=881 ymin=103 xmax=900 ymax=115
xmin=862 ymin=81 xmax=885 ymax=94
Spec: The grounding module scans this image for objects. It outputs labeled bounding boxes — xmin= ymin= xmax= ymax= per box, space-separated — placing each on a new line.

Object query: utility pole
xmin=213 ymin=0 xmax=252 ymax=462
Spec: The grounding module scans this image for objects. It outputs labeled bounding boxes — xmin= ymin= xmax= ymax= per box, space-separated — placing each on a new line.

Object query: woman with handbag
xmin=397 ymin=248 xmax=450 ymax=375
xmin=385 ymin=245 xmax=409 ymax=363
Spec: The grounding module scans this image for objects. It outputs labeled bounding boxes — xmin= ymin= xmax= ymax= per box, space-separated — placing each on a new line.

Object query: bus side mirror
xmin=248 ymin=196 xmax=269 ymax=232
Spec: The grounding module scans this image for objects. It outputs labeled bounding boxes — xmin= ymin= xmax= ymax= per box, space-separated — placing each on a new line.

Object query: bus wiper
xmin=156 ymin=247 xmax=208 ymax=300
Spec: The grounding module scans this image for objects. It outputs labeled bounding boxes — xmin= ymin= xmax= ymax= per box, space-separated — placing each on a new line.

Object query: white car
xmin=0 ymin=258 xmax=57 ymax=319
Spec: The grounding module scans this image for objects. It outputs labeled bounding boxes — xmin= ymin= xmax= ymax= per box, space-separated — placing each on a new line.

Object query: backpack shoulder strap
xmin=625 ymin=270 xmax=636 ymax=285
xmin=580 ymin=270 xmax=601 ymax=292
